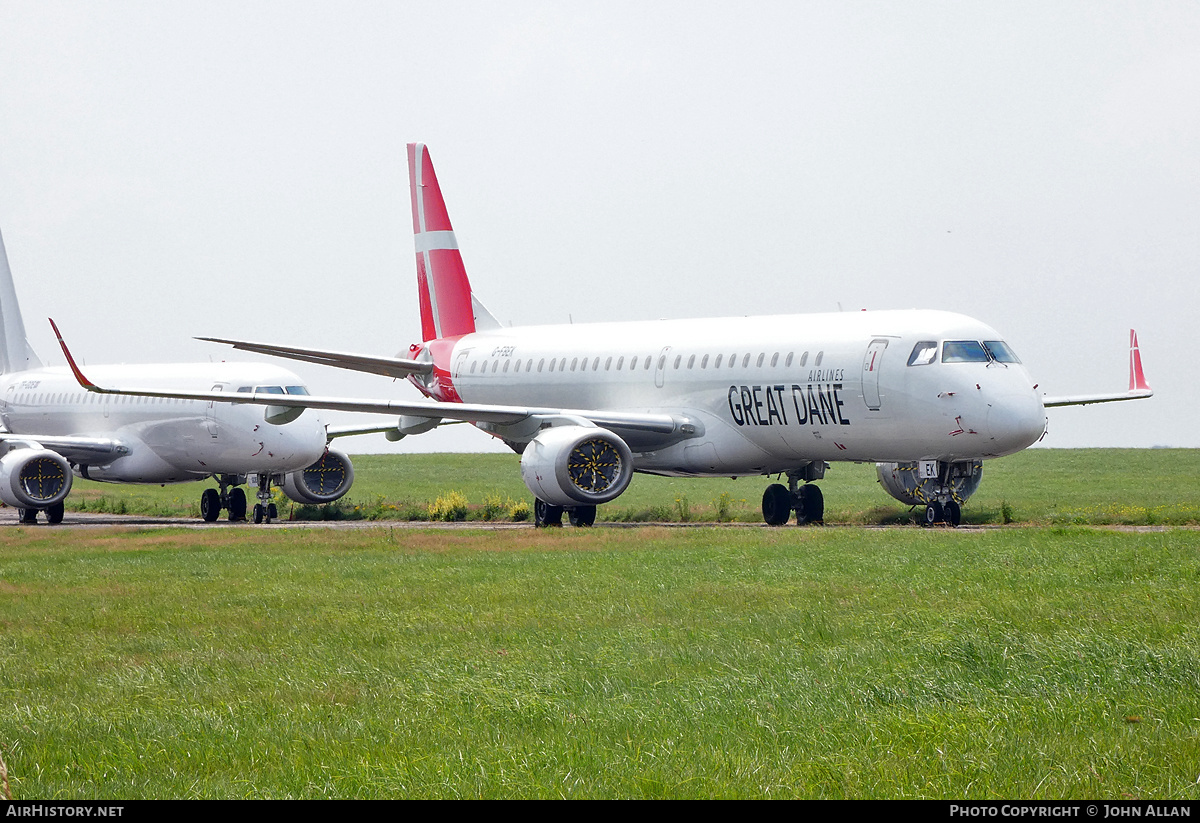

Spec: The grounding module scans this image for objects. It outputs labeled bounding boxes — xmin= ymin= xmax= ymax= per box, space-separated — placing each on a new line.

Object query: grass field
xmin=1 ymin=450 xmax=1198 ymax=798
xmin=59 ymin=448 xmax=1200 ymax=526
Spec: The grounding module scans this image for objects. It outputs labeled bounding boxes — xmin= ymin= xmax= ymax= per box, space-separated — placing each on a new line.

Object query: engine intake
xmin=520 ymin=425 xmax=633 ymax=507
xmin=0 ymin=448 xmax=73 ymax=509
xmin=281 ymin=449 xmax=354 ymax=504
xmin=876 ymin=460 xmax=982 ymax=506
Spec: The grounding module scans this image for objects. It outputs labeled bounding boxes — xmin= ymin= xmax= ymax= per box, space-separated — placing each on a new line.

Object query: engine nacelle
xmin=0 ymin=448 xmax=72 ymax=509
xmin=876 ymin=460 xmax=983 ymax=506
xmin=280 ymin=449 xmax=354 ymax=504
xmin=520 ymin=425 xmax=634 ymax=507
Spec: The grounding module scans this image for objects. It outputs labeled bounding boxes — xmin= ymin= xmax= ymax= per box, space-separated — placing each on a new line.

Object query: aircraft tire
xmin=19 ymin=508 xmax=37 ymax=525
xmin=46 ymin=502 xmax=65 ymax=525
xmin=253 ymin=504 xmax=264 ymax=524
xmin=534 ymin=499 xmax=564 ymax=527
xmin=797 ymin=484 xmax=824 ymax=525
xmin=923 ymin=502 xmax=943 ymax=527
xmin=201 ymin=489 xmax=221 ymax=522
xmin=568 ymin=506 xmax=597 ymax=527
xmin=761 ymin=484 xmax=792 ymax=526
xmin=944 ymin=500 xmax=961 ymax=527
xmin=228 ymin=488 xmax=247 ymax=521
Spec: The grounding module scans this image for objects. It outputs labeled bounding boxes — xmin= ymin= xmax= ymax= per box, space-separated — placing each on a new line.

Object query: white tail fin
xmin=0 ymin=227 xmax=42 ymax=375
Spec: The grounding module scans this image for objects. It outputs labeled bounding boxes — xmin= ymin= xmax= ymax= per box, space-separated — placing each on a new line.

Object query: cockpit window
xmin=237 ymin=386 xmax=252 ymax=393
xmin=255 ymin=386 xmax=286 ymax=394
xmin=983 ymin=341 xmax=1021 ymax=363
xmin=941 ymin=341 xmax=989 ymax=363
xmin=907 ymin=341 xmax=938 ymax=366
xmin=285 ymin=386 xmax=310 ymax=396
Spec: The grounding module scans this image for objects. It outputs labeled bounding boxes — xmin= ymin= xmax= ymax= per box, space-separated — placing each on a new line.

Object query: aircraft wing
xmin=53 ymin=321 xmax=688 ymax=438
xmin=1041 ymin=330 xmax=1153 ymax=408
xmin=0 ymin=432 xmax=129 ymax=463
xmin=1041 ymin=389 xmax=1153 ymax=408
xmin=195 ymin=337 xmax=434 ymax=379
xmin=325 ymin=422 xmax=409 ymax=440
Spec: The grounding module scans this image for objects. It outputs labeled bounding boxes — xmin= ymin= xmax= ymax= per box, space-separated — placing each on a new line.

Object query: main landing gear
xmin=199 ymin=475 xmax=254 ymax=523
xmin=762 ymin=465 xmax=827 ymax=526
xmin=533 ymin=499 xmax=596 ymax=527
xmin=16 ymin=502 xmax=65 ymax=525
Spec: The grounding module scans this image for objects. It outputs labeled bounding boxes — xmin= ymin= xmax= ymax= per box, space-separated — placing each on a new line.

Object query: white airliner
xmin=58 ymin=144 xmax=1153 ymax=527
xmin=0 ymin=227 xmax=377 ymax=524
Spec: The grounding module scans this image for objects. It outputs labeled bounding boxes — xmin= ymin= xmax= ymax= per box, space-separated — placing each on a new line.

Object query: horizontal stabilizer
xmin=195 ymin=337 xmax=434 ymax=379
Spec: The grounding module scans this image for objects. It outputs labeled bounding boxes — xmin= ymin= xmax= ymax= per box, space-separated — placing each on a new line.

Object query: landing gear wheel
xmin=796 ymin=484 xmax=824 ymax=525
xmin=201 ymin=488 xmax=221 ymax=522
xmin=568 ymin=506 xmax=597 ymax=527
xmin=944 ymin=500 xmax=961 ymax=527
xmin=268 ymin=503 xmax=278 ymax=521
xmin=923 ymin=501 xmax=944 ymax=527
xmin=19 ymin=508 xmax=37 ymax=524
xmin=762 ymin=483 xmax=792 ymax=526
xmin=46 ymin=502 xmax=65 ymax=525
xmin=253 ymin=504 xmax=265 ymax=524
xmin=534 ymin=499 xmax=564 ymax=527
xmin=228 ymin=488 xmax=247 ymax=522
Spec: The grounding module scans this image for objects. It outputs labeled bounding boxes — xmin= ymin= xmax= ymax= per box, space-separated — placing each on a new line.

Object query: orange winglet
xmin=48 ymin=318 xmax=103 ymax=392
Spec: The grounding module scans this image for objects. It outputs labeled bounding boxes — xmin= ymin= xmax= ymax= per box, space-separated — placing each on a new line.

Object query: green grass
xmin=58 ymin=448 xmax=1200 ymax=526
xmin=1 ymin=526 xmax=1199 ymax=798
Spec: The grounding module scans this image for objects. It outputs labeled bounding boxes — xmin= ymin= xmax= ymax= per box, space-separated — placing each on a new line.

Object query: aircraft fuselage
xmin=422 ymin=308 xmax=1047 ymax=476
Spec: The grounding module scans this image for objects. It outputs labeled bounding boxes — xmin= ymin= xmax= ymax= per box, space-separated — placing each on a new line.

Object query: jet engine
xmin=876 ymin=460 xmax=983 ymax=506
xmin=520 ymin=425 xmax=633 ymax=507
xmin=0 ymin=448 xmax=73 ymax=509
xmin=280 ymin=449 xmax=354 ymax=504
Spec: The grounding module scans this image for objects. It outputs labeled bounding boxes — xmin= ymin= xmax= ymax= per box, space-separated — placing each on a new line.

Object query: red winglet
xmin=48 ymin=318 xmax=102 ymax=391
xmin=1129 ymin=330 xmax=1150 ymax=393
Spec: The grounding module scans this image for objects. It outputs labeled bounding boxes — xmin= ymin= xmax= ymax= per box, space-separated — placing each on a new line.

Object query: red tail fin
xmin=408 ymin=143 xmax=475 ymax=342
xmin=1129 ymin=330 xmax=1150 ymax=392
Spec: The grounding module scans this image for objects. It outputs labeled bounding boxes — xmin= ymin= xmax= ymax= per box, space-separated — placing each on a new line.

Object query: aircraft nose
xmin=987 ymin=393 xmax=1045 ymax=455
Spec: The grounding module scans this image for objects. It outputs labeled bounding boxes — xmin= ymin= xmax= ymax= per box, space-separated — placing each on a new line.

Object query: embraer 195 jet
xmin=59 ymin=144 xmax=1152 ymax=527
xmin=0 ymin=227 xmax=376 ymax=524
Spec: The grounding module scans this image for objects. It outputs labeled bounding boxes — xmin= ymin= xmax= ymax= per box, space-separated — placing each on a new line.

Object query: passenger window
xmin=907 ymin=341 xmax=938 ymax=366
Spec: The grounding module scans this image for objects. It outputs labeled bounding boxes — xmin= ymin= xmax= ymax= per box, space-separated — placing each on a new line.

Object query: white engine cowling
xmin=520 ymin=425 xmax=634 ymax=507
xmin=0 ymin=448 xmax=73 ymax=509
xmin=876 ymin=460 xmax=983 ymax=506
xmin=281 ymin=449 xmax=354 ymax=504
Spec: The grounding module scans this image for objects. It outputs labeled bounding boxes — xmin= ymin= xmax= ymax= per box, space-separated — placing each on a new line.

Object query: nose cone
xmin=987 ymin=392 xmax=1046 ymax=456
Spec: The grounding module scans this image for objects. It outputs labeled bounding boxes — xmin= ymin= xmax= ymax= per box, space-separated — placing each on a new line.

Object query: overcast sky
xmin=1 ymin=1 xmax=1195 ymax=453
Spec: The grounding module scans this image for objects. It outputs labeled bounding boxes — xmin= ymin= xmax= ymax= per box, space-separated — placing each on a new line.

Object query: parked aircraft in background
xmin=0 ymin=227 xmax=385 ymax=524
xmin=58 ymin=144 xmax=1153 ymax=527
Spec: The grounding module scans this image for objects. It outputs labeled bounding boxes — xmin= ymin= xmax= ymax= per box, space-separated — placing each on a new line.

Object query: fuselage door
xmin=862 ymin=339 xmax=889 ymax=411
xmin=654 ymin=346 xmax=672 ymax=389
xmin=453 ymin=348 xmax=470 ymax=380
xmin=206 ymin=384 xmax=223 ymax=438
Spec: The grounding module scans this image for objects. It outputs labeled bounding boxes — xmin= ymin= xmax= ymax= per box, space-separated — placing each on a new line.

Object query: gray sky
xmin=1 ymin=1 xmax=1195 ymax=453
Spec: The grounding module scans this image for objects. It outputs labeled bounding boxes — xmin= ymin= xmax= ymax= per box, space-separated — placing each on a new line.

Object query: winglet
xmin=1129 ymin=329 xmax=1150 ymax=393
xmin=48 ymin=318 xmax=105 ymax=392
